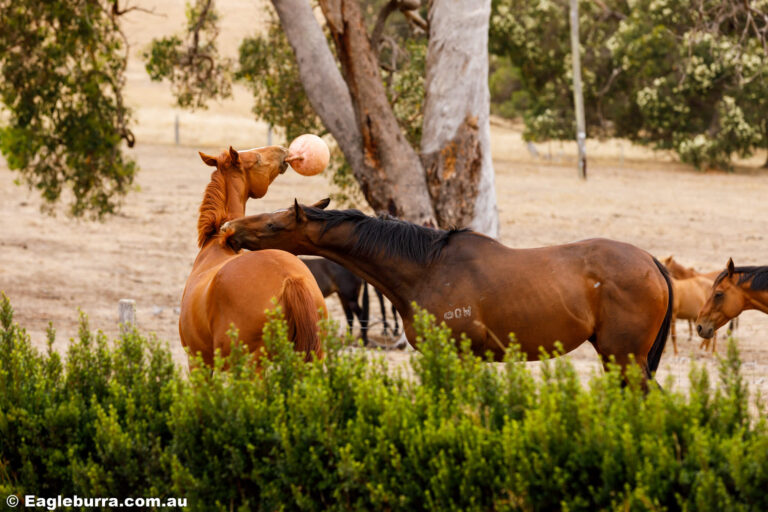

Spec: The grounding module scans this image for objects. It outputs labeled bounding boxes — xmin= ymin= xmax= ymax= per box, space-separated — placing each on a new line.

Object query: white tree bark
xmin=421 ymin=0 xmax=499 ymax=238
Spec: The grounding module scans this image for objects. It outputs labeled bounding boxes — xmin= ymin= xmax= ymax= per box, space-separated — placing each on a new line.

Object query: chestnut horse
xmin=662 ymin=255 xmax=720 ymax=281
xmin=662 ymin=255 xmax=737 ymax=351
xmin=669 ymin=276 xmax=715 ymax=354
xmin=696 ymin=258 xmax=768 ymax=340
xmin=179 ymin=147 xmax=325 ymax=368
xmin=222 ymin=200 xmax=673 ymax=383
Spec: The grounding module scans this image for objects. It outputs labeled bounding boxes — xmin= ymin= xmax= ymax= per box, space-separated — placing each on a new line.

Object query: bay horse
xmin=221 ymin=200 xmax=673 ymax=383
xmin=179 ymin=147 xmax=325 ymax=368
xmin=696 ymin=258 xmax=768 ymax=341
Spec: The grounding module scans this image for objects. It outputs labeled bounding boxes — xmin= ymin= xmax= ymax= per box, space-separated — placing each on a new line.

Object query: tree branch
xmin=372 ymin=0 xmax=398 ymax=54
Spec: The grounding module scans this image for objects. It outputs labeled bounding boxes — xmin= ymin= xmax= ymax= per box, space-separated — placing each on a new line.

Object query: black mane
xmin=715 ymin=266 xmax=768 ymax=291
xmin=302 ymin=206 xmax=469 ymax=265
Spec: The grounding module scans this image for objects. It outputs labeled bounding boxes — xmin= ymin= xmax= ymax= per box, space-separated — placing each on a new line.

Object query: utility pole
xmin=569 ymin=0 xmax=587 ymax=180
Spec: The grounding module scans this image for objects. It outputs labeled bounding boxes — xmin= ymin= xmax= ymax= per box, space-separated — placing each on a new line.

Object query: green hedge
xmin=1 ymin=293 xmax=767 ymax=511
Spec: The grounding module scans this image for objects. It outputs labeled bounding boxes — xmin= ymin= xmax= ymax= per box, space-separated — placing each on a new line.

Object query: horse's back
xmin=211 ymin=249 xmax=323 ymax=311
xmin=205 ymin=250 xmax=324 ymax=354
xmin=432 ymin=236 xmax=668 ymax=359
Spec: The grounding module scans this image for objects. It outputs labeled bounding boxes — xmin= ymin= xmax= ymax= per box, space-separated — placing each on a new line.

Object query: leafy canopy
xmin=0 ymin=0 xmax=137 ymax=218
xmin=490 ymin=0 xmax=768 ymax=170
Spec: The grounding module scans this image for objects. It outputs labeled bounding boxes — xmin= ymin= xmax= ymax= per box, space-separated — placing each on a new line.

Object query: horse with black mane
xmin=221 ymin=199 xmax=673 ymax=384
xmin=696 ymin=258 xmax=768 ymax=340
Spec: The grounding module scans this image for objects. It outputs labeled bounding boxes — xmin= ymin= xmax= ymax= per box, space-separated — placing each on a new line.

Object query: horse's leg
xmin=348 ymin=297 xmax=368 ymax=346
xmin=670 ymin=315 xmax=678 ymax=355
xmin=375 ymin=288 xmax=389 ymax=336
xmin=592 ymin=301 xmax=665 ymax=390
xmin=339 ymin=291 xmax=354 ymax=333
xmin=595 ymin=348 xmax=651 ymax=391
xmin=687 ymin=319 xmax=693 ymax=340
xmin=391 ymin=304 xmax=400 ymax=336
xmin=712 ymin=331 xmax=717 ymax=354
xmin=360 ymin=283 xmax=370 ymax=343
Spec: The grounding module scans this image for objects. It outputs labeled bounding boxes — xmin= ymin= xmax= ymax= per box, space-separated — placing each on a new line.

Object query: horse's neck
xmin=306 ymin=226 xmax=424 ymax=318
xmin=745 ymin=288 xmax=768 ymax=314
xmin=225 ymin=177 xmax=247 ymax=221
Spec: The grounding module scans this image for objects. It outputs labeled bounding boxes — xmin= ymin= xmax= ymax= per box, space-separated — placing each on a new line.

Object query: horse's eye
xmin=267 ymin=222 xmax=281 ymax=231
xmin=714 ymin=291 xmax=725 ymax=301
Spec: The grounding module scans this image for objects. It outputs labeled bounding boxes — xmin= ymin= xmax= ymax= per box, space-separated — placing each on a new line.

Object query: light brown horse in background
xmin=662 ymin=255 xmax=736 ymax=352
xmin=662 ymin=255 xmax=720 ymax=281
xmin=669 ymin=276 xmax=715 ymax=354
xmin=179 ymin=147 xmax=325 ymax=368
xmin=222 ymin=200 xmax=674 ymax=385
xmin=696 ymin=258 xmax=768 ymax=341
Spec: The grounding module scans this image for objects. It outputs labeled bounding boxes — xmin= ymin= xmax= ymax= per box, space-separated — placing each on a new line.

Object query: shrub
xmin=1 ymin=293 xmax=767 ymax=511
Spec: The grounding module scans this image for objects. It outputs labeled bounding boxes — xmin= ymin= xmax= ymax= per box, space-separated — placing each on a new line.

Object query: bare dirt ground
xmin=1 ymin=0 xmax=767 ymax=396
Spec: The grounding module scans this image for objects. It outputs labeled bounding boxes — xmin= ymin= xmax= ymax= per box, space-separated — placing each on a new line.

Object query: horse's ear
xmin=727 ymin=258 xmax=735 ymax=277
xmin=199 ymin=152 xmax=217 ymax=167
xmin=229 ymin=146 xmax=240 ymax=167
xmin=294 ymin=199 xmax=307 ymax=223
xmin=312 ymin=198 xmax=330 ymax=210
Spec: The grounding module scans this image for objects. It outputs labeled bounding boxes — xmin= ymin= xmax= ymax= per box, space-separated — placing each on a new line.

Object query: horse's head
xmin=661 ymin=255 xmax=696 ymax=280
xmin=696 ymin=258 xmax=745 ymax=338
xmin=199 ymin=145 xmax=289 ymax=200
xmin=221 ymin=198 xmax=331 ymax=252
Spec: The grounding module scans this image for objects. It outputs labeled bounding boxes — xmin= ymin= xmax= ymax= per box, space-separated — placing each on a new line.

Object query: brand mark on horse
xmin=444 ymin=306 xmax=471 ymax=320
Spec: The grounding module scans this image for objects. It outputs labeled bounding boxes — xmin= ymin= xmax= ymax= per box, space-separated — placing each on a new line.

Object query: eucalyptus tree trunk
xmin=421 ymin=0 xmax=498 ymax=236
xmin=271 ymin=0 xmax=499 ymax=236
xmin=316 ymin=0 xmax=435 ymax=224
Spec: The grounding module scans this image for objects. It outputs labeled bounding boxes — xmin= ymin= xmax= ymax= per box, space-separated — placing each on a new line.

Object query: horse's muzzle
xmin=696 ymin=323 xmax=714 ymax=339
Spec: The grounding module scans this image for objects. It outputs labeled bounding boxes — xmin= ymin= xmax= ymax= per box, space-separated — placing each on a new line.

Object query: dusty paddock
xmin=1 ymin=128 xmax=767 ymax=396
xmin=1 ymin=0 xmax=767 ymax=393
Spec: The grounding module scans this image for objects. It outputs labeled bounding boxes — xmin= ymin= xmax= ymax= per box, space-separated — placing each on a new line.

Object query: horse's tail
xmin=278 ymin=276 xmax=322 ymax=361
xmin=647 ymin=257 xmax=674 ymax=376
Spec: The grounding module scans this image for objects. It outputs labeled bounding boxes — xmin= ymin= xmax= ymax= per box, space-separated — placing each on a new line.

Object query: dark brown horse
xmin=696 ymin=258 xmax=768 ymax=339
xmin=221 ymin=200 xmax=673 ymax=382
xmin=179 ymin=148 xmax=326 ymax=369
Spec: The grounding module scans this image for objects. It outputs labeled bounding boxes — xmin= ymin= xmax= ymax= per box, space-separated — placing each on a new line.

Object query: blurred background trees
xmin=1 ymin=0 xmax=767 ymax=219
xmin=0 ymin=0 xmax=137 ymax=218
xmin=489 ymin=0 xmax=768 ymax=170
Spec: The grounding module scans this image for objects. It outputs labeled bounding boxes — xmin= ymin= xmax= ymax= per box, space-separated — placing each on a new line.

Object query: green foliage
xmin=489 ymin=56 xmax=530 ymax=119
xmin=143 ymin=0 xmax=232 ymax=109
xmin=2 ymin=293 xmax=768 ymax=510
xmin=0 ymin=0 xmax=137 ymax=218
xmin=490 ymin=0 xmax=768 ymax=170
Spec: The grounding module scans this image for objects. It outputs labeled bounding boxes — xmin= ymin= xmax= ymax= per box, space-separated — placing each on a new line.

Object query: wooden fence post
xmin=118 ymin=299 xmax=136 ymax=333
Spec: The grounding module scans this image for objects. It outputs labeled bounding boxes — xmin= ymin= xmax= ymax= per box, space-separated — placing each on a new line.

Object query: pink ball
xmin=286 ymin=134 xmax=330 ymax=176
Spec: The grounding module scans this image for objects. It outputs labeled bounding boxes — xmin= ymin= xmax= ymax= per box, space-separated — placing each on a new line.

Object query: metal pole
xmin=267 ymin=123 xmax=273 ymax=146
xmin=569 ymin=0 xmax=587 ymax=180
